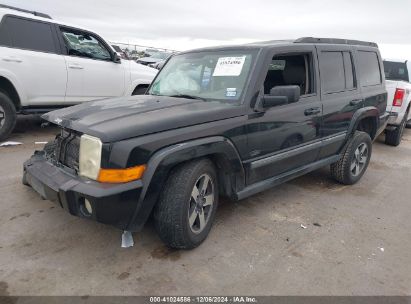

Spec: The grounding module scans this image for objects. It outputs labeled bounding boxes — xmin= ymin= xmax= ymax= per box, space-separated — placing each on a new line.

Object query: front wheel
xmin=330 ymin=131 xmax=372 ymax=185
xmin=0 ymin=92 xmax=17 ymax=141
xmin=154 ymin=159 xmax=218 ymax=249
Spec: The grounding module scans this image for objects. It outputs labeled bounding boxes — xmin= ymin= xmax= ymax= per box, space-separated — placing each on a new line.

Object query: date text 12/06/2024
xmin=149 ymin=296 xmax=257 ymax=303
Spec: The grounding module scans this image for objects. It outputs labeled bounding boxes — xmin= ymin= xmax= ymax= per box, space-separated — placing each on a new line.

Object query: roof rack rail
xmin=0 ymin=4 xmax=52 ymax=19
xmin=295 ymin=37 xmax=378 ymax=48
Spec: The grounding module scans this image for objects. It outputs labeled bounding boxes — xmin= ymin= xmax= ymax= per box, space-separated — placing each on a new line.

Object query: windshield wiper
xmin=170 ymin=94 xmax=207 ymax=101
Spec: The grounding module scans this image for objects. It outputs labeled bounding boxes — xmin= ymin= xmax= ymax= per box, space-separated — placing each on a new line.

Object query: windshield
xmin=150 ymin=52 xmax=171 ymax=59
xmin=384 ymin=61 xmax=409 ymax=82
xmin=148 ymin=50 xmax=256 ymax=102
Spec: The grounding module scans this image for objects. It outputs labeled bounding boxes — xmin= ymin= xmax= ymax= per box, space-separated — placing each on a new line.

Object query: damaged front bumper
xmin=23 ymin=151 xmax=143 ymax=230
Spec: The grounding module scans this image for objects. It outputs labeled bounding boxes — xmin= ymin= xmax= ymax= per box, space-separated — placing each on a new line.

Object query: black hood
xmin=43 ymin=95 xmax=243 ymax=142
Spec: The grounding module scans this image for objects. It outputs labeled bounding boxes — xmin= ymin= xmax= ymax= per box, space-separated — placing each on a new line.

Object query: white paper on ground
xmin=121 ymin=231 xmax=134 ymax=248
xmin=0 ymin=141 xmax=23 ymax=147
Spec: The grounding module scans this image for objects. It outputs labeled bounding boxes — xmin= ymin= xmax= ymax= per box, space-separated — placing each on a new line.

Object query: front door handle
xmin=68 ymin=63 xmax=84 ymax=69
xmin=304 ymin=107 xmax=321 ymax=116
xmin=2 ymin=57 xmax=22 ymax=63
xmin=350 ymin=99 xmax=363 ymax=106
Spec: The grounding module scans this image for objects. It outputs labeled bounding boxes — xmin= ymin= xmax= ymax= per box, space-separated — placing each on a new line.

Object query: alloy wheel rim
xmin=350 ymin=143 xmax=368 ymax=177
xmin=0 ymin=105 xmax=5 ymax=128
xmin=188 ymin=173 xmax=214 ymax=234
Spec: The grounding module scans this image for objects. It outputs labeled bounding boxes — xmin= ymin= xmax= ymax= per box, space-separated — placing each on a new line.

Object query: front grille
xmin=46 ymin=130 xmax=80 ymax=171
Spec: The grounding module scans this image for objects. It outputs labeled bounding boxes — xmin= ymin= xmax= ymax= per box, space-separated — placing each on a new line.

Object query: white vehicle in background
xmin=383 ymin=59 xmax=411 ymax=146
xmin=0 ymin=5 xmax=157 ymax=141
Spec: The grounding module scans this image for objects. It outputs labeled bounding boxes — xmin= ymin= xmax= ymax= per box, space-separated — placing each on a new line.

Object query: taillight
xmin=393 ymin=88 xmax=405 ymax=107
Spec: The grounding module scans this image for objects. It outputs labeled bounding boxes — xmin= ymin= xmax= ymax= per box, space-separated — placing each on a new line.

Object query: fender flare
xmin=126 ymin=136 xmax=245 ymax=231
xmin=127 ymin=79 xmax=153 ymax=96
xmin=346 ymin=106 xmax=379 ymax=140
xmin=0 ymin=69 xmax=26 ymax=107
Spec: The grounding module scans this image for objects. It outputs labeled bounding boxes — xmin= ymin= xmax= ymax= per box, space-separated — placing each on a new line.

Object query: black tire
xmin=385 ymin=117 xmax=407 ymax=147
xmin=0 ymin=91 xmax=17 ymax=141
xmin=154 ymin=159 xmax=219 ymax=249
xmin=406 ymin=120 xmax=411 ymax=129
xmin=330 ymin=131 xmax=372 ymax=185
xmin=22 ymin=171 xmax=29 ymax=186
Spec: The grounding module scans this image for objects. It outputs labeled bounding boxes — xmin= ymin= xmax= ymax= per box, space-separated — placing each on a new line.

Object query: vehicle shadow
xmin=10 ymin=115 xmax=59 ymax=140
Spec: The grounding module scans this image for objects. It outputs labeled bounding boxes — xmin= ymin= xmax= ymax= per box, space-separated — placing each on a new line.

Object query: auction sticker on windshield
xmin=213 ymin=56 xmax=246 ymax=76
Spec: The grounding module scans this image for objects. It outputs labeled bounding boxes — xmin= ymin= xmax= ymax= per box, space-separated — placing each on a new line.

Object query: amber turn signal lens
xmin=97 ymin=165 xmax=146 ymax=183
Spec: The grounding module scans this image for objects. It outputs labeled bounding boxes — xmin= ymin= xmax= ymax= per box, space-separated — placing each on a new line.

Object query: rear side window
xmin=383 ymin=61 xmax=409 ymax=82
xmin=0 ymin=16 xmax=56 ymax=53
xmin=343 ymin=52 xmax=355 ymax=90
xmin=319 ymin=51 xmax=345 ymax=93
xmin=358 ymin=51 xmax=382 ymax=87
xmin=320 ymin=51 xmax=357 ymax=94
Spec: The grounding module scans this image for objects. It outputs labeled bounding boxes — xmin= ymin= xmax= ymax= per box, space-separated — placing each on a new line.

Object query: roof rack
xmin=295 ymin=37 xmax=378 ymax=48
xmin=0 ymin=4 xmax=52 ymax=19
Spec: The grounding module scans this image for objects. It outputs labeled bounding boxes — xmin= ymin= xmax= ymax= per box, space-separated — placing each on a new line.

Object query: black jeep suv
xmin=23 ymin=37 xmax=388 ymax=249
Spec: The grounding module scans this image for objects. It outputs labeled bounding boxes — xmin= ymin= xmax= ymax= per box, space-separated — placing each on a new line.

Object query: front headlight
xmin=79 ymin=134 xmax=102 ymax=180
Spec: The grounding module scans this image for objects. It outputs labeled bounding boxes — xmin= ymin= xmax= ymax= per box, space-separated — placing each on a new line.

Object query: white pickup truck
xmin=0 ymin=5 xmax=157 ymax=141
xmin=383 ymin=59 xmax=411 ymax=146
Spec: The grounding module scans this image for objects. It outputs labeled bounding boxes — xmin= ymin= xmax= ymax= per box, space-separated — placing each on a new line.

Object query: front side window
xmin=60 ymin=28 xmax=111 ymax=61
xmin=263 ymin=53 xmax=314 ymax=96
xmin=148 ymin=50 xmax=256 ymax=102
xmin=0 ymin=16 xmax=56 ymax=53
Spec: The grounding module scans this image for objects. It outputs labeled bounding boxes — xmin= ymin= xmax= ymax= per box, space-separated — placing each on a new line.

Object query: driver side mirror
xmin=113 ymin=52 xmax=121 ymax=64
xmin=262 ymin=85 xmax=300 ymax=108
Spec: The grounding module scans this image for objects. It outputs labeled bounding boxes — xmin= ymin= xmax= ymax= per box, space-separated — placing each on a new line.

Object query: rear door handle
xmin=304 ymin=107 xmax=321 ymax=116
xmin=350 ymin=99 xmax=363 ymax=106
xmin=2 ymin=57 xmax=22 ymax=63
xmin=68 ymin=63 xmax=84 ymax=69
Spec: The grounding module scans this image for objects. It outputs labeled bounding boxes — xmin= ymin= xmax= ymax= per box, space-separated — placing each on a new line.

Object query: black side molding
xmin=249 ymin=132 xmax=346 ymax=170
xmin=236 ymin=155 xmax=340 ymax=201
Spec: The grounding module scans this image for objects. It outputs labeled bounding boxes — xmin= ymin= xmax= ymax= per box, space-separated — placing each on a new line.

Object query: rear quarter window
xmin=357 ymin=51 xmax=382 ymax=87
xmin=0 ymin=16 xmax=57 ymax=53
xmin=383 ymin=61 xmax=409 ymax=82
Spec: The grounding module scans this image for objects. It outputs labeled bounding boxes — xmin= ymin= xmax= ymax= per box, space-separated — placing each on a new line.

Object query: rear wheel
xmin=406 ymin=109 xmax=411 ymax=129
xmin=0 ymin=92 xmax=17 ymax=141
xmin=385 ymin=109 xmax=408 ymax=146
xmin=154 ymin=159 xmax=218 ymax=249
xmin=330 ymin=131 xmax=372 ymax=185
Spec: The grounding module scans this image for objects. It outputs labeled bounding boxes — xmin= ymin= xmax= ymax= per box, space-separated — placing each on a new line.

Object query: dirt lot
xmin=1 ymin=115 xmax=411 ymax=296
